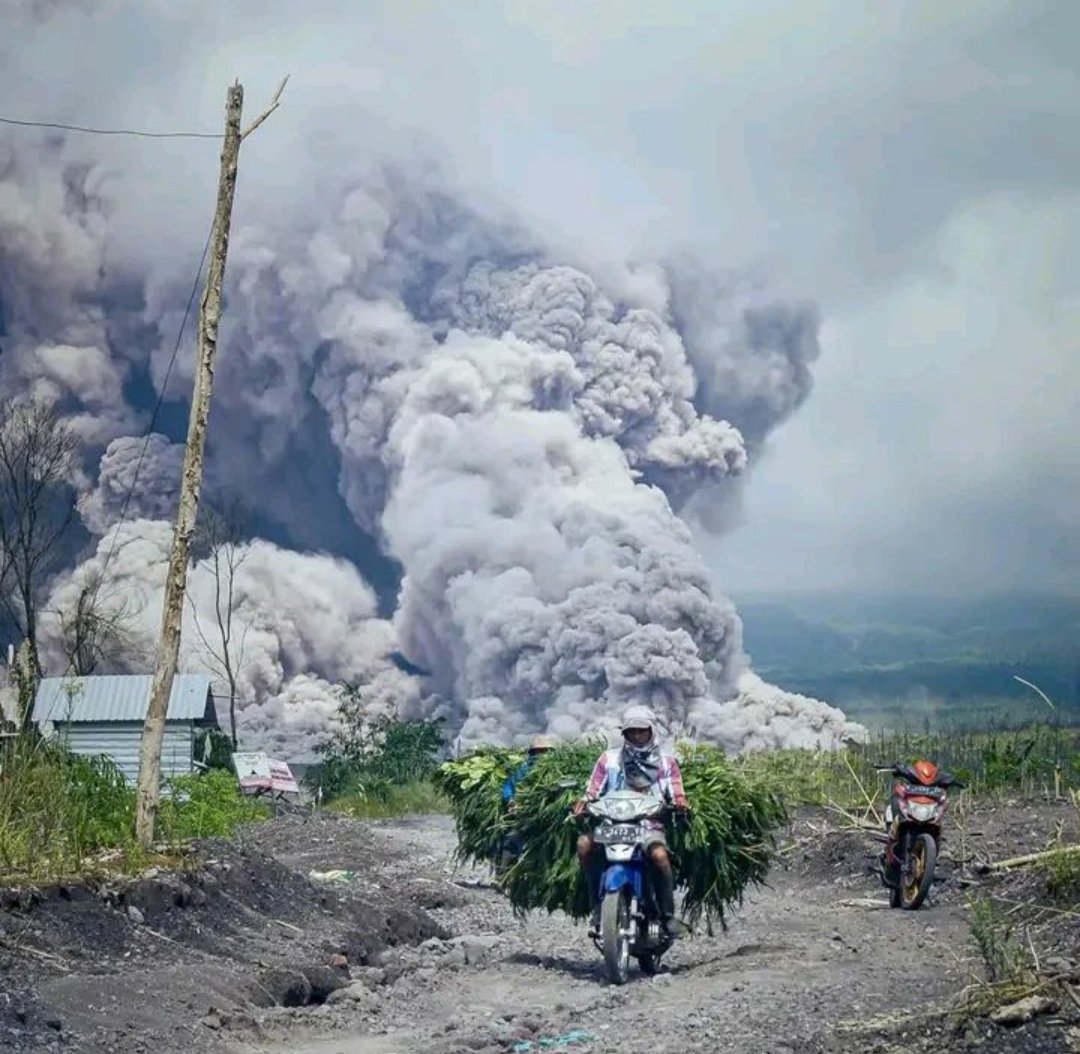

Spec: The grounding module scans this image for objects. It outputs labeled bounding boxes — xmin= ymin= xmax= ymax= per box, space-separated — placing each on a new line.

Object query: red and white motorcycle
xmin=877 ymin=760 xmax=964 ymax=910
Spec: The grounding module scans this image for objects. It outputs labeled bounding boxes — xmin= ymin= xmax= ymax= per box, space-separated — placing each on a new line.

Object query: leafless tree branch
xmin=191 ymin=499 xmax=251 ymax=748
xmin=0 ymin=398 xmax=80 ymax=710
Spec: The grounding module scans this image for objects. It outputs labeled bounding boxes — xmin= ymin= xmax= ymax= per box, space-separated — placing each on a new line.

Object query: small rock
xmin=452 ymin=935 xmax=501 ymax=966
xmin=442 ymin=945 xmax=467 ymax=968
xmin=989 ymin=995 xmax=1058 ymax=1026
xmin=200 ymin=1014 xmax=222 ymax=1031
xmin=1045 ymin=955 xmax=1077 ymax=978
xmin=45 ymin=1018 xmax=62 ymax=1032
xmin=352 ymin=966 xmax=387 ymax=988
xmin=126 ymin=906 xmax=145 ymax=925
xmin=327 ymin=953 xmax=349 ymax=969
xmin=326 ymin=982 xmax=378 ymax=1008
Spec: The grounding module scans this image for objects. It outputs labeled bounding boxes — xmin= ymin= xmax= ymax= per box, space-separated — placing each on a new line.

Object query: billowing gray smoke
xmin=2 ymin=135 xmax=865 ymax=756
xmin=78 ymin=434 xmax=186 ymax=534
xmin=38 ymin=519 xmax=418 ymax=758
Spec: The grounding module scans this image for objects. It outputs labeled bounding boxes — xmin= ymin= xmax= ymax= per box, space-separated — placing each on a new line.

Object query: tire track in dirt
xmin=234 ymin=815 xmax=973 ymax=1054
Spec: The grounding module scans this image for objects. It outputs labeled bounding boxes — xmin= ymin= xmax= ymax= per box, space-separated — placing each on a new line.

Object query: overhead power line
xmin=0 ymin=115 xmax=223 ymax=139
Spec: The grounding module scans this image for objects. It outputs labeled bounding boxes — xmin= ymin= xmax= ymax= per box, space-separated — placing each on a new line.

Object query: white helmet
xmin=620 ymin=705 xmax=656 ymax=738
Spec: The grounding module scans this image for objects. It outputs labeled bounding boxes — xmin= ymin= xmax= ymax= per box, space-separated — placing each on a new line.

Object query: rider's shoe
xmin=588 ymin=905 xmax=602 ymax=936
xmin=661 ymin=915 xmax=690 ymax=941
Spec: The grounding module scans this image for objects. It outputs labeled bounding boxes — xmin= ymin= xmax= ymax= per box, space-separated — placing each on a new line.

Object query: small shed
xmin=32 ymin=674 xmax=219 ymax=785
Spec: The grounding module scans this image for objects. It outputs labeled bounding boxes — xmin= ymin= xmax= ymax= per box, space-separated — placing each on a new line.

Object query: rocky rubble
xmin=5 ymin=804 xmax=1080 ymax=1053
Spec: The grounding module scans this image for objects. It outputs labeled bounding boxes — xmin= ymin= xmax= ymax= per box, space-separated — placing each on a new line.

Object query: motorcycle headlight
xmin=907 ymin=801 xmax=937 ymax=822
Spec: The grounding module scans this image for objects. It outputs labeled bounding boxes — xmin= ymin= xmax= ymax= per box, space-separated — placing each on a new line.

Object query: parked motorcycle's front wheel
xmin=899 ymin=832 xmax=937 ymax=910
xmin=601 ymin=889 xmax=631 ymax=985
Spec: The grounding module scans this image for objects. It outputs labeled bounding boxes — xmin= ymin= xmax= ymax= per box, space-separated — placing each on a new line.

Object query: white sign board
xmin=232 ymin=752 xmax=300 ymax=796
xmin=268 ymin=758 xmax=301 ymax=795
xmin=232 ymin=751 xmax=272 ymax=791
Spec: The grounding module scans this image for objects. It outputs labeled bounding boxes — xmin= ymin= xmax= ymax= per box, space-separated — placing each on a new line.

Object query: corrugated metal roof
xmin=32 ymin=674 xmax=214 ymax=724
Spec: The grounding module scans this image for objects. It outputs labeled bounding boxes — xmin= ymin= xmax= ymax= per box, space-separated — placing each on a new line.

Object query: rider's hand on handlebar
xmin=674 ymin=799 xmax=691 ymax=821
xmin=572 ymin=798 xmax=589 ymax=818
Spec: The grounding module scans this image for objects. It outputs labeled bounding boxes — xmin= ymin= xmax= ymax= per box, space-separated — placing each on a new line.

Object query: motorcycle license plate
xmin=596 ymin=824 xmax=640 ymax=843
xmin=902 ymin=783 xmax=944 ymax=798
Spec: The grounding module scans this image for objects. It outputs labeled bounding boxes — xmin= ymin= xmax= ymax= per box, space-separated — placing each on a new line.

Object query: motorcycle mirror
xmin=556 ymin=778 xmax=580 ymax=790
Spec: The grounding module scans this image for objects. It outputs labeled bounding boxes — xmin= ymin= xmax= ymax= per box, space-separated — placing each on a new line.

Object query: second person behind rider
xmin=572 ymin=705 xmax=690 ymax=940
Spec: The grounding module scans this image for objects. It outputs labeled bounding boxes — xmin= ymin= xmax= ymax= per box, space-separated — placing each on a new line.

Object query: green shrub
xmin=1039 ymin=847 xmax=1080 ymax=901
xmin=0 ymin=739 xmax=268 ymax=881
xmin=159 ymin=769 xmax=270 ymax=840
xmin=0 ymin=737 xmax=135 ymax=879
xmin=194 ymin=728 xmax=235 ymax=772
xmin=305 ymin=682 xmax=446 ymax=807
xmin=967 ymin=894 xmax=1031 ymax=984
xmin=330 ymin=780 xmax=449 ymax=819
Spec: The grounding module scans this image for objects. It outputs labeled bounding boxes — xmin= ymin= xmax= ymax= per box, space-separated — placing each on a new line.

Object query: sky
xmin=3 ymin=0 xmax=1078 ymax=599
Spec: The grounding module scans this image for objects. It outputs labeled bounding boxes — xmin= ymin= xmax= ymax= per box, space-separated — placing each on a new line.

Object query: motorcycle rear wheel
xmin=900 ymin=832 xmax=937 ymax=910
xmin=601 ymin=889 xmax=631 ymax=985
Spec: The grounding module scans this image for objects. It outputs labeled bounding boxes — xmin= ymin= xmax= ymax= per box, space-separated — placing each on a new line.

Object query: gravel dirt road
xmin=5 ymin=803 xmax=1080 ymax=1053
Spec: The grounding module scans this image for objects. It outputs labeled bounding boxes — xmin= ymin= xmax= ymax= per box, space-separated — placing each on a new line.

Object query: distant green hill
xmin=733 ymin=592 xmax=1080 ymax=730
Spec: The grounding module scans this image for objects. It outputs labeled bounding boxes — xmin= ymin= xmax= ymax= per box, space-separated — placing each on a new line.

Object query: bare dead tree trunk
xmin=134 ymin=77 xmax=287 ymax=848
xmin=134 ymin=84 xmax=245 ymax=848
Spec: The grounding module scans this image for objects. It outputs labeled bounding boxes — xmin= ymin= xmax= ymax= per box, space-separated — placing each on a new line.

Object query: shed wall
xmin=58 ymin=722 xmax=194 ymax=785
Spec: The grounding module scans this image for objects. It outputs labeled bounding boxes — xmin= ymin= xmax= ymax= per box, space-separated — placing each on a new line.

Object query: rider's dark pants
xmin=584 ymin=847 xmax=605 ymax=910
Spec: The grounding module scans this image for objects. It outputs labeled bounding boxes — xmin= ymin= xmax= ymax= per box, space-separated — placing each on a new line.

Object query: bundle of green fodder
xmin=496 ymin=740 xmax=601 ymax=920
xmin=673 ymin=744 xmax=789 ymax=928
xmin=432 ymin=746 xmax=525 ymax=867
xmin=435 ymin=739 xmax=788 ymax=930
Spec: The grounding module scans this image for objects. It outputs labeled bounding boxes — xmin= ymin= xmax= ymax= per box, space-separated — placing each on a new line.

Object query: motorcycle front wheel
xmin=900 ymin=832 xmax=937 ymax=910
xmin=601 ymin=889 xmax=631 ymax=985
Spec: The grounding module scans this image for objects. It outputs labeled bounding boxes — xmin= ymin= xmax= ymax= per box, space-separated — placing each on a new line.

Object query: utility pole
xmin=134 ymin=77 xmax=287 ymax=848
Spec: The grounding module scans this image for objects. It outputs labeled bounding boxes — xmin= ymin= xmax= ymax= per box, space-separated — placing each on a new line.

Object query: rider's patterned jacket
xmin=584 ymin=749 xmax=689 ymax=822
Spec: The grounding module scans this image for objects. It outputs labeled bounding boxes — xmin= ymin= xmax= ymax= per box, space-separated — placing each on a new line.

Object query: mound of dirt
xmin=0 ymin=817 xmax=447 ymax=1053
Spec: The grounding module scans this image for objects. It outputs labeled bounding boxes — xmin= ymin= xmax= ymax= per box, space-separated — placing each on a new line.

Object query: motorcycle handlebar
xmin=568 ymin=809 xmax=692 ymax=829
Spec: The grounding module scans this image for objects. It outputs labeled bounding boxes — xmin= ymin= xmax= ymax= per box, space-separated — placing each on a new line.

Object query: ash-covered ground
xmin=5 ymin=800 xmax=1080 ymax=1054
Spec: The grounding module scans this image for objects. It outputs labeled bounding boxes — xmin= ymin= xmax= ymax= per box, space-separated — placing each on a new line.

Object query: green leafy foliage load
xmin=675 ymin=744 xmax=788 ymax=927
xmin=435 ymin=739 xmax=788 ymax=930
xmin=432 ymin=746 xmax=525 ymax=864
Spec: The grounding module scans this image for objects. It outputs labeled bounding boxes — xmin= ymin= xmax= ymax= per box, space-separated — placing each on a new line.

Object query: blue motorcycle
xmin=584 ymin=788 xmax=675 ymax=984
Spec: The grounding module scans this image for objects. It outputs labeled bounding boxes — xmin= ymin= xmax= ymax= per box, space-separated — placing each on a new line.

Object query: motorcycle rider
xmin=499 ymin=735 xmax=558 ymax=871
xmin=502 ymin=734 xmax=558 ymax=809
xmin=572 ymin=705 xmax=690 ymax=940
